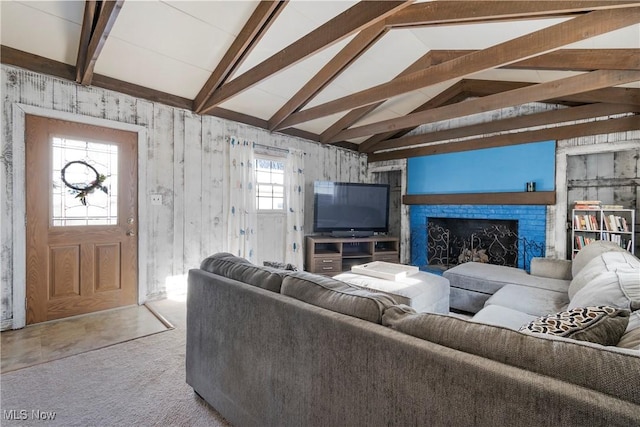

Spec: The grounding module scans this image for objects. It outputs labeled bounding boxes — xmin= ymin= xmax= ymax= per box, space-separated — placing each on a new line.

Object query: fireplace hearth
xmin=427 ymin=217 xmax=530 ymax=269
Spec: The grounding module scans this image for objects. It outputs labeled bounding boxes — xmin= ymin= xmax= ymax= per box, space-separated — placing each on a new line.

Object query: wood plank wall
xmin=0 ymin=65 xmax=367 ymax=328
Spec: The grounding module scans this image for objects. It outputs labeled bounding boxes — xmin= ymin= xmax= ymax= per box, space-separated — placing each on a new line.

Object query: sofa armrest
xmin=530 ymin=258 xmax=572 ymax=280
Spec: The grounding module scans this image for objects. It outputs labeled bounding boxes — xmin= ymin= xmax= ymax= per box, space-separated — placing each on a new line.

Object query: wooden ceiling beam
xmin=386 ymin=1 xmax=640 ymax=27
xmin=75 ymin=1 xmax=97 ymax=84
xmin=507 ymin=49 xmax=640 ymax=71
xmin=319 ymin=50 xmax=442 ymax=143
xmin=0 ymin=46 xmax=334 ymax=145
xmin=331 ymin=70 xmax=640 ymax=141
xmin=194 ymin=1 xmax=287 ymax=114
xmin=268 ymin=22 xmax=388 ymax=131
xmin=368 ymin=115 xmax=640 ymax=162
xmin=355 ymin=48 xmax=638 ymax=151
xmin=278 ymin=7 xmax=640 ymax=129
xmin=367 ymin=103 xmax=640 ymax=153
xmin=357 ymin=81 xmax=469 ymax=151
xmin=429 ymin=49 xmax=640 ymax=71
xmin=558 ymin=87 xmax=640 ymax=104
xmin=76 ymin=0 xmax=124 ymax=86
xmin=360 ymin=82 xmax=640 ymax=151
xmin=199 ymin=1 xmax=412 ymax=113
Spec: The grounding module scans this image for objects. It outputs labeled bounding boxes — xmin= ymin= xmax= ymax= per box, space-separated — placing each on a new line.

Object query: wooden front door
xmin=25 ymin=115 xmax=138 ymax=324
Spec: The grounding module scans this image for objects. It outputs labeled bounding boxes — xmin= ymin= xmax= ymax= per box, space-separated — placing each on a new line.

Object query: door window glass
xmin=52 ymin=137 xmax=118 ymax=226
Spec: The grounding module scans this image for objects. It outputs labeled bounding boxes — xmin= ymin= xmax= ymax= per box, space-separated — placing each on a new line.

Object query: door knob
xmin=126 ymin=231 xmax=136 ymax=237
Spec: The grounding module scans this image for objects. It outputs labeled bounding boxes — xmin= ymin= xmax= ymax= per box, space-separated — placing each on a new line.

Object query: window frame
xmin=254 ymin=155 xmax=286 ymax=212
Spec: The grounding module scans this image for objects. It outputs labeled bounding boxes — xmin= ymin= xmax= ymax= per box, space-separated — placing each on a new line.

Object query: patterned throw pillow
xmin=519 ymin=306 xmax=630 ymax=346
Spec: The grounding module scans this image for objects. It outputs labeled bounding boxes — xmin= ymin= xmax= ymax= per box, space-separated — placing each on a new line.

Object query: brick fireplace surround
xmin=410 ymin=204 xmax=546 ymax=272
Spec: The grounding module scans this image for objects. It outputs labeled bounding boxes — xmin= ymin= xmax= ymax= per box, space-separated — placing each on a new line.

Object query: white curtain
xmin=227 ymin=137 xmax=257 ymax=263
xmin=284 ymin=149 xmax=305 ymax=268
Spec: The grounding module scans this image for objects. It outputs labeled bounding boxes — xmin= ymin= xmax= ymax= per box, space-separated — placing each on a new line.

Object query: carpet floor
xmin=0 ymin=297 xmax=232 ymax=427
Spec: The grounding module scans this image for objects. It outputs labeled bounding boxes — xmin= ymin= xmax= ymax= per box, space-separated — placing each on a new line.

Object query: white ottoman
xmin=334 ymin=271 xmax=450 ymax=314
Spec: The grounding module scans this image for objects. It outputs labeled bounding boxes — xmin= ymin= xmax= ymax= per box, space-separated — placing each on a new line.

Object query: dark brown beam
xmin=279 ymin=8 xmax=640 ymax=129
xmin=558 ymin=87 xmax=640 ymax=104
xmin=459 ymin=79 xmax=640 ymax=104
xmin=199 ymin=1 xmax=412 ymax=113
xmin=77 ymin=0 xmax=124 ymax=86
xmin=319 ymin=50 xmax=441 ymax=143
xmin=0 ymin=46 xmax=334 ymax=144
xmin=428 ymin=49 xmax=640 ymax=71
xmin=386 ymin=1 xmax=640 ymax=27
xmin=367 ymin=103 xmax=640 ymax=153
xmin=194 ymin=1 xmax=287 ymax=114
xmin=402 ymin=192 xmax=556 ymax=206
xmin=2 ymin=45 xmax=76 ymax=81
xmin=332 ymin=70 xmax=640 ymax=141
xmin=368 ymin=115 xmax=640 ymax=162
xmin=357 ymin=80 xmax=469 ymax=151
xmin=268 ymin=22 xmax=388 ymax=131
xmin=76 ymin=1 xmax=97 ymax=83
xmin=508 ymin=49 xmax=640 ymax=71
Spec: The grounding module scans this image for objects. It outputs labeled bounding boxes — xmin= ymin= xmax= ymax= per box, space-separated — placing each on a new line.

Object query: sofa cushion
xmin=443 ymin=262 xmax=569 ymax=294
xmin=281 ymin=271 xmax=396 ymax=324
xmin=519 ymin=306 xmax=630 ymax=346
xmin=471 ymin=305 xmax=537 ymax=330
xmin=568 ymin=251 xmax=640 ymax=299
xmin=484 ymin=284 xmax=569 ymax=317
xmin=568 ymin=267 xmax=640 ymax=312
xmin=571 ymin=240 xmax=627 ymax=278
xmin=618 ymin=311 xmax=640 ymax=350
xmin=529 ymin=258 xmax=572 ymax=280
xmin=382 ymin=305 xmax=640 ymax=404
xmin=200 ymin=252 xmax=286 ymax=293
xmin=334 ymin=271 xmax=450 ymax=314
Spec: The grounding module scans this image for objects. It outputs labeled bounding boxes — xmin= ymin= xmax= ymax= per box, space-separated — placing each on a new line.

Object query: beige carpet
xmin=0 ymin=298 xmax=232 ymax=426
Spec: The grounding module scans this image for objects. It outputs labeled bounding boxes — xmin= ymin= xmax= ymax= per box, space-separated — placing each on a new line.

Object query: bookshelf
xmin=572 ymin=203 xmax=635 ymax=256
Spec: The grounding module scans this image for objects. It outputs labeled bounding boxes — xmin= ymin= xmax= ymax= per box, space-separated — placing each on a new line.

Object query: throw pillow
xmin=519 ymin=306 xmax=630 ymax=346
xmin=263 ymin=260 xmax=298 ymax=271
xmin=570 ymin=241 xmax=626 ymax=278
xmin=568 ymin=267 xmax=640 ymax=312
xmin=617 ymin=310 xmax=640 ymax=350
xmin=568 ymin=251 xmax=640 ymax=299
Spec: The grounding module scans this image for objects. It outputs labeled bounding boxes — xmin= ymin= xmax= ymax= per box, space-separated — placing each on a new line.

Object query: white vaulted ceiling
xmin=2 ymin=1 xmax=639 ymax=159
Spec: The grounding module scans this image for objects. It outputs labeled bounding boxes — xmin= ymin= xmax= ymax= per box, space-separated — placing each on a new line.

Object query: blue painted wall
xmin=407 ymin=141 xmax=555 ymax=271
xmin=407 ymin=141 xmax=556 ymax=194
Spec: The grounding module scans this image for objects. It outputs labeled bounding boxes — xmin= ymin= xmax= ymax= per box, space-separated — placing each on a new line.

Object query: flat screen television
xmin=313 ymin=181 xmax=390 ymax=237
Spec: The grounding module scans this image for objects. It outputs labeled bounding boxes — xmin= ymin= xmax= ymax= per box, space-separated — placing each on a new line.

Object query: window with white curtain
xmin=255 ymin=157 xmax=285 ymax=211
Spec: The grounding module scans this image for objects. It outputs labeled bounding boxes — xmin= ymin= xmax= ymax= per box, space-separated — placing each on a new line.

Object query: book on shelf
xmin=574 ymin=214 xmax=598 ymax=231
xmin=573 ymin=200 xmax=601 ymax=210
xmin=575 ymin=235 xmax=596 ymax=250
xmin=620 ymin=217 xmax=629 ymax=232
xmin=601 ymin=204 xmax=624 ymax=210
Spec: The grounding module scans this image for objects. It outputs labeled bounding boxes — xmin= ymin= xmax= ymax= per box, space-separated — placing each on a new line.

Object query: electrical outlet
xmin=150 ymin=194 xmax=162 ymax=206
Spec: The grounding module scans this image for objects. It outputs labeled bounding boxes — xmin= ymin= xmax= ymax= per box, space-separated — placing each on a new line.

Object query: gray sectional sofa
xmin=186 ymin=250 xmax=640 ymax=427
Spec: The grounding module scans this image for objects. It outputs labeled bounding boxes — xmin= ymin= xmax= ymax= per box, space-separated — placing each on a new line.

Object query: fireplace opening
xmin=427 ymin=217 xmax=520 ymax=270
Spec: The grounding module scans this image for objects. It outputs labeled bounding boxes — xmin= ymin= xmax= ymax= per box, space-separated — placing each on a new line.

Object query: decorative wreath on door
xmin=60 ymin=160 xmax=109 ymax=206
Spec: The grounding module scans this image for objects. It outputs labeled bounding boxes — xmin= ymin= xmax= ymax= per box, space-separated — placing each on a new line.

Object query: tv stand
xmin=305 ymin=235 xmax=400 ymax=276
xmin=330 ymin=230 xmax=374 ymax=238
